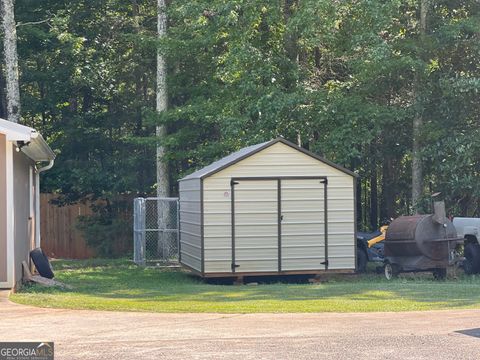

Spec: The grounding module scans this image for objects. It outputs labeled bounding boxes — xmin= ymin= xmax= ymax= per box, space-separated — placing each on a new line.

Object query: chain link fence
xmin=133 ymin=197 xmax=179 ymax=265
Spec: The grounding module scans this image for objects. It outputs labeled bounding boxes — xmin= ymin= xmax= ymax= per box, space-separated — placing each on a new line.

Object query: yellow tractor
xmin=356 ymin=225 xmax=388 ymax=273
xmin=368 ymin=225 xmax=388 ymax=247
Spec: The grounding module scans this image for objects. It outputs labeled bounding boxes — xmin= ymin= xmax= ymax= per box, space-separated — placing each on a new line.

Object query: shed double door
xmin=231 ymin=177 xmax=327 ymax=273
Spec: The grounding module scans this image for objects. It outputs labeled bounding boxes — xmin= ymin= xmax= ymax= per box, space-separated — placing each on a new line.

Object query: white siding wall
xmin=203 ymin=142 xmax=355 ymax=273
xmin=179 ymin=178 xmax=202 ymax=272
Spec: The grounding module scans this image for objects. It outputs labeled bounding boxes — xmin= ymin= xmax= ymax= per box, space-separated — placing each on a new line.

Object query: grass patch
xmin=10 ymin=259 xmax=480 ymax=313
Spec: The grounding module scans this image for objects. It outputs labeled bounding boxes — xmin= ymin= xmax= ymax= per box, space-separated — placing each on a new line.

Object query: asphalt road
xmin=1 ymin=292 xmax=479 ymax=360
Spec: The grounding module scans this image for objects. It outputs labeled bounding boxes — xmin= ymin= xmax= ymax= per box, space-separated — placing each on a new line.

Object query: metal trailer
xmin=383 ymin=202 xmax=464 ymax=280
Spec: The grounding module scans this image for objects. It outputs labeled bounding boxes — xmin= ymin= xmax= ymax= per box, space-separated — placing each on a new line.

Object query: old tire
xmin=356 ymin=248 xmax=368 ymax=273
xmin=30 ymin=248 xmax=54 ymax=279
xmin=433 ymin=268 xmax=447 ymax=280
xmin=384 ymin=262 xmax=399 ymax=280
xmin=464 ymin=243 xmax=480 ymax=275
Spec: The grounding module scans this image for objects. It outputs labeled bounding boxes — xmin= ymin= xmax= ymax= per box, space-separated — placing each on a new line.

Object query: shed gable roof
xmin=180 ymin=138 xmax=357 ymax=181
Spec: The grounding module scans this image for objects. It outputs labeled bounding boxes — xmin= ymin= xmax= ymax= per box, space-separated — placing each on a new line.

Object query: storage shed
xmin=179 ymin=138 xmax=357 ymax=277
xmin=0 ymin=118 xmax=55 ymax=289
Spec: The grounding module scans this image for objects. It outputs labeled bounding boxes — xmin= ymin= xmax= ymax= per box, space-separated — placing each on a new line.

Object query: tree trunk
xmin=156 ymin=0 xmax=168 ymax=198
xmin=131 ymin=0 xmax=146 ymax=191
xmin=352 ymin=158 xmax=362 ymax=230
xmin=156 ymin=0 xmax=169 ymax=259
xmin=411 ymin=0 xmax=428 ymax=212
xmin=1 ymin=0 xmax=21 ymax=123
xmin=284 ymin=0 xmax=301 ymax=144
xmin=283 ymin=0 xmax=298 ymax=64
xmin=370 ymin=159 xmax=378 ymax=230
xmin=0 ymin=62 xmax=7 ymax=118
xmin=363 ymin=180 xmax=368 ymax=227
xmin=411 ymin=111 xmax=423 ymax=212
xmin=356 ymin=177 xmax=362 ymax=230
xmin=381 ymin=156 xmax=396 ymax=222
xmin=132 ymin=0 xmax=143 ymax=137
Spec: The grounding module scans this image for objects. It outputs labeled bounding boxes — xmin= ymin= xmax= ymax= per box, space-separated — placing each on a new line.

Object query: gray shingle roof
xmin=181 ymin=141 xmax=270 ymax=180
xmin=179 ymin=138 xmax=357 ymax=181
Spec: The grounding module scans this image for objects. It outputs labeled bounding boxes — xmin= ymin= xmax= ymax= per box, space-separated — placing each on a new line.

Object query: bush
xmin=76 ymin=200 xmax=132 ymax=257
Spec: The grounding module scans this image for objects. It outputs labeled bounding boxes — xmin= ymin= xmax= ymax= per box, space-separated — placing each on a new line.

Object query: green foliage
xmin=76 ymin=201 xmax=132 ymax=257
xmin=3 ymin=0 xmax=480 ymax=232
xmin=15 ymin=0 xmax=158 ymax=201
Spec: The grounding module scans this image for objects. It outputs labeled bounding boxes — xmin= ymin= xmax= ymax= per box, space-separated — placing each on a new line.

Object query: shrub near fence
xmin=41 ymin=194 xmax=134 ymax=259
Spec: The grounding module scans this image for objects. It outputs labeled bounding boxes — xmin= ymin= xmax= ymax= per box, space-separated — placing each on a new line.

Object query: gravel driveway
xmin=1 ymin=291 xmax=479 ymax=360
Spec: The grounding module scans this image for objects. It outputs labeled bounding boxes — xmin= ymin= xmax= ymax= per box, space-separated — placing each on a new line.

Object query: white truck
xmin=453 ymin=217 xmax=480 ymax=274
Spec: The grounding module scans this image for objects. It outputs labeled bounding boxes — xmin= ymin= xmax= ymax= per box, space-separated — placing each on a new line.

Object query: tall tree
xmin=411 ymin=0 xmax=429 ymax=211
xmin=156 ymin=0 xmax=168 ymax=197
xmin=1 ymin=0 xmax=20 ymax=122
xmin=9 ymin=0 xmax=480 ymax=234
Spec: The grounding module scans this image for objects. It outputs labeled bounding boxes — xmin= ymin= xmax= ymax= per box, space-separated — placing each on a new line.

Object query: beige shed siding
xmin=234 ymin=180 xmax=278 ymax=272
xmin=0 ymin=134 xmax=7 ymax=283
xmin=281 ymin=179 xmax=325 ymax=270
xmin=13 ymin=148 xmax=34 ymax=286
xmin=203 ymin=142 xmax=355 ymax=273
xmin=179 ymin=178 xmax=202 ymax=272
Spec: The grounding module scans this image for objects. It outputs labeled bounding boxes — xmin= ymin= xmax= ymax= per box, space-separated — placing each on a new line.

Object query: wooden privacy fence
xmin=40 ymin=193 xmax=133 ymax=259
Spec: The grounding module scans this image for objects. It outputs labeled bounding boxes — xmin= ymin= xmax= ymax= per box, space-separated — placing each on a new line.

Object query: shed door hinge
xmin=320 ymin=178 xmax=328 ymax=184
xmin=321 ymin=260 xmax=329 ymax=266
xmin=230 ymin=180 xmax=239 ymax=186
xmin=231 ymin=263 xmax=240 ymax=270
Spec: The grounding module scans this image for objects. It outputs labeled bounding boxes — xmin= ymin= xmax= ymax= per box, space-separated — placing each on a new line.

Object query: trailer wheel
xmin=433 ymin=268 xmax=447 ymax=280
xmin=356 ymin=248 xmax=368 ymax=273
xmin=464 ymin=243 xmax=480 ymax=275
xmin=384 ymin=263 xmax=399 ymax=280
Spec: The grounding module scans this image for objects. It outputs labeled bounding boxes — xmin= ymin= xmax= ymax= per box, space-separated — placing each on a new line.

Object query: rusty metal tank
xmin=385 ymin=214 xmax=457 ymax=261
xmin=384 ymin=202 xmax=464 ymax=278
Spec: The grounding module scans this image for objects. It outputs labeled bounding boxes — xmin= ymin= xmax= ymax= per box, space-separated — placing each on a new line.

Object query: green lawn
xmin=9 ymin=259 xmax=480 ymax=313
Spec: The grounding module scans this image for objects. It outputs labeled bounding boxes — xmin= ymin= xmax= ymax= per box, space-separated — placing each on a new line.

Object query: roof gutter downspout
xmin=35 ymin=160 xmax=54 ymax=248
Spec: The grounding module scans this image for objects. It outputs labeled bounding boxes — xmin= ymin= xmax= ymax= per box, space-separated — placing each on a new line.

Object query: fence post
xmin=133 ymin=198 xmax=139 ymax=264
xmin=139 ymin=198 xmax=146 ymax=265
xmin=133 ymin=197 xmax=146 ymax=265
xmin=176 ymin=199 xmax=180 ymax=262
